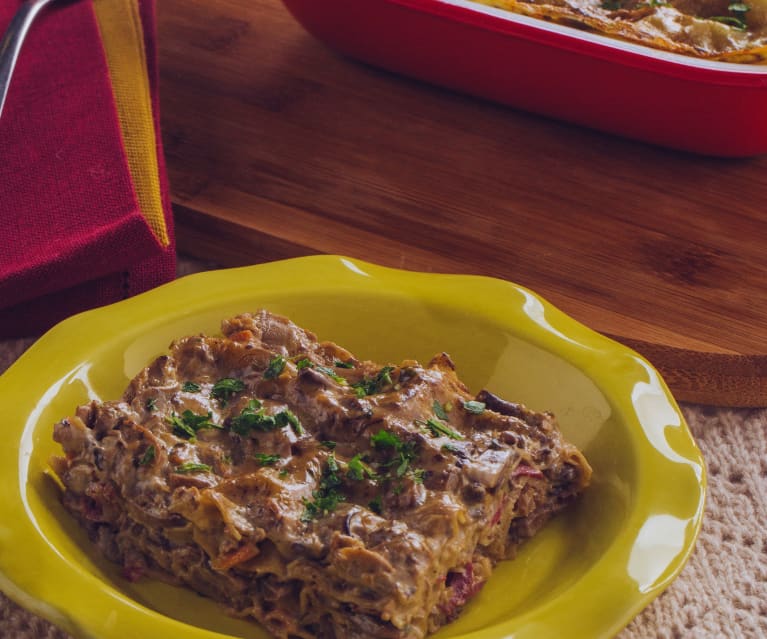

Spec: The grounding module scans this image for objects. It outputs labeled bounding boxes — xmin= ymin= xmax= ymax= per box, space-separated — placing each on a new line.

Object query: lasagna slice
xmin=52 ymin=310 xmax=591 ymax=639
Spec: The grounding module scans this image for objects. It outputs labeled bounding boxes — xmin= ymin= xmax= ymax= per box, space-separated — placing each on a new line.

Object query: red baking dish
xmin=281 ymin=0 xmax=767 ymax=156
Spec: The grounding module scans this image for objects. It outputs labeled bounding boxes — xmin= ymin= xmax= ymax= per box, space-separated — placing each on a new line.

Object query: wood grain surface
xmin=156 ymin=0 xmax=767 ymax=407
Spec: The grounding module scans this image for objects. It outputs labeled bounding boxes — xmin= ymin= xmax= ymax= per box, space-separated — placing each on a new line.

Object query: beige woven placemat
xmin=1 ymin=271 xmax=765 ymax=638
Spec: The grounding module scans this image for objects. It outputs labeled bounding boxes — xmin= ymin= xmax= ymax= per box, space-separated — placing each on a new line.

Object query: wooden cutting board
xmin=156 ymin=0 xmax=767 ymax=407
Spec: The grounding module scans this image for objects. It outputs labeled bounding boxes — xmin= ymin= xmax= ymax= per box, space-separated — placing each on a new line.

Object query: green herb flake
xmin=351 ymin=366 xmax=395 ymax=397
xmin=334 ymin=360 xmax=355 ymax=369
xmin=441 ymin=443 xmax=462 ymax=454
xmin=368 ymin=495 xmax=383 ymax=514
xmin=279 ymin=469 xmax=289 ymax=478
xmin=301 ymin=454 xmax=345 ymax=521
xmin=320 ymin=440 xmax=337 ymax=450
xmin=433 ymin=399 xmax=449 ymax=421
xmin=370 ymin=429 xmax=419 ymax=480
xmin=254 ymin=453 xmax=281 ymax=466
xmin=370 ymin=429 xmax=401 ymax=449
xmin=418 ymin=417 xmax=464 ymax=440
xmin=138 ymin=445 xmax=156 ymax=466
xmin=729 ymin=1 xmax=751 ymax=13
xmin=295 ymin=358 xmax=313 ymax=370
xmin=393 ymin=446 xmax=417 ymax=477
xmin=175 ymin=462 xmax=212 ymax=474
xmin=326 ymin=453 xmax=340 ymax=475
xmin=347 ymin=454 xmax=377 ymax=481
xmin=230 ymin=399 xmax=279 ymax=435
xmin=263 ymin=355 xmax=287 ymax=380
xmin=211 ymin=378 xmax=246 ymax=404
xmin=168 ymin=415 xmax=196 ymax=439
xmin=462 ymin=400 xmax=486 ymax=415
xmin=182 ymin=381 xmax=201 ymax=393
xmin=167 ymin=410 xmax=220 ymax=439
xmin=275 ymin=409 xmax=305 ymax=435
xmin=301 ymin=492 xmax=344 ymax=521
xmin=315 ymin=365 xmax=348 ymax=385
xmin=710 ymin=15 xmax=748 ymax=28
xmin=145 ymin=397 xmax=157 ymax=412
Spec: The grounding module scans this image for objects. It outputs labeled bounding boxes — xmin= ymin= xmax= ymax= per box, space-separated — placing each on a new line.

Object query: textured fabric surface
xmin=0 ymin=258 xmax=764 ymax=637
xmin=0 ymin=0 xmax=174 ymax=338
xmin=93 ymin=0 xmax=169 ymax=246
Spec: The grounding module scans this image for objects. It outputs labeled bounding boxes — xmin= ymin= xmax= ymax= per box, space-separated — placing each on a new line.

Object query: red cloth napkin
xmin=0 ymin=0 xmax=175 ymax=337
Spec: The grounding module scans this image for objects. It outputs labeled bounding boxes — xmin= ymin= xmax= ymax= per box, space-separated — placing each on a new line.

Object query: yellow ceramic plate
xmin=0 ymin=256 xmax=705 ymax=639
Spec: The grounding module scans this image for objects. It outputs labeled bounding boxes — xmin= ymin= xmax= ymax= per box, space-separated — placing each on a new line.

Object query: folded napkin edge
xmin=0 ymin=209 xmax=162 ymax=310
xmin=94 ymin=0 xmax=169 ymax=248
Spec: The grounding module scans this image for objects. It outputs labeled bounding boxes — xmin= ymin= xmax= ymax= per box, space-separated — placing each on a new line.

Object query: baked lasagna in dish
xmin=52 ymin=310 xmax=591 ymax=639
xmin=470 ymin=0 xmax=767 ymax=61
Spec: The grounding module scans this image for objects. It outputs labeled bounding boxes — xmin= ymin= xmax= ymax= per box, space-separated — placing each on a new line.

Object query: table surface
xmin=2 ymin=2 xmax=766 ymax=638
xmin=156 ymin=0 xmax=767 ymax=407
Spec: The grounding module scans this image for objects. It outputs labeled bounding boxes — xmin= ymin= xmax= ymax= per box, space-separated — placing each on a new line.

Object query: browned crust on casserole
xmin=473 ymin=0 xmax=767 ymax=62
xmin=51 ymin=310 xmax=591 ymax=639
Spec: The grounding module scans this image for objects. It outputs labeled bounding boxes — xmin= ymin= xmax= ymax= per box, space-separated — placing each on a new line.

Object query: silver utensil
xmin=0 ymin=0 xmax=60 ymax=119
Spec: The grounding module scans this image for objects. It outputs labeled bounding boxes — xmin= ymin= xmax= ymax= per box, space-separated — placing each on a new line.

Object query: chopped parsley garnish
xmin=275 ymin=408 xmax=304 ymax=435
xmin=370 ymin=429 xmax=401 ymax=449
xmin=301 ymin=454 xmax=345 ymax=521
xmin=334 ymin=360 xmax=355 ymax=369
xmin=710 ymin=14 xmax=748 ymax=28
xmin=230 ymin=400 xmax=304 ymax=436
xmin=711 ymin=2 xmax=750 ymax=29
xmin=263 ymin=355 xmax=287 ymax=379
xmin=368 ymin=495 xmax=383 ymax=514
xmin=418 ymin=417 xmax=464 ymax=440
xmin=462 ymin=400 xmax=486 ymax=415
xmin=347 ymin=454 xmax=378 ymax=481
xmin=441 ymin=443 xmax=462 ymax=454
xmin=295 ymin=357 xmax=313 ymax=370
xmin=145 ymin=397 xmax=157 ymax=412
xmin=320 ymin=440 xmax=337 ymax=450
xmin=181 ymin=381 xmax=201 ymax=392
xmin=279 ymin=469 xmax=289 ymax=478
xmin=393 ymin=448 xmax=417 ymax=477
xmin=167 ymin=410 xmax=220 ymax=439
xmin=138 ymin=445 xmax=156 ymax=466
xmin=351 ymin=366 xmax=395 ymax=397
xmin=371 ymin=429 xmax=418 ymax=478
xmin=230 ymin=399 xmax=277 ymax=435
xmin=433 ymin=399 xmax=450 ymax=421
xmin=254 ymin=453 xmax=281 ymax=466
xmin=315 ymin=365 xmax=348 ymax=384
xmin=211 ymin=378 xmax=245 ymax=404
xmin=175 ymin=462 xmax=212 ymax=474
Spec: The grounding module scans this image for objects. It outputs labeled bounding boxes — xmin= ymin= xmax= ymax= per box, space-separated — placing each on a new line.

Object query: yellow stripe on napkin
xmin=92 ymin=0 xmax=169 ymax=247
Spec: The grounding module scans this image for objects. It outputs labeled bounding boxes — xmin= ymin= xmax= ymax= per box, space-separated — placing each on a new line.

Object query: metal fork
xmin=0 ymin=0 xmax=59 ymax=119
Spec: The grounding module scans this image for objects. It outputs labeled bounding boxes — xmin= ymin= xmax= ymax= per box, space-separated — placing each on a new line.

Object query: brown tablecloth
xmin=1 ymin=259 xmax=765 ymax=639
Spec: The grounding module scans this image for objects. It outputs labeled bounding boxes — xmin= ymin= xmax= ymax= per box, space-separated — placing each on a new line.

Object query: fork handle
xmin=0 ymin=0 xmax=58 ymax=119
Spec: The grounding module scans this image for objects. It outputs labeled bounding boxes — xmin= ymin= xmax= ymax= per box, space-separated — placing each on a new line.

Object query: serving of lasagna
xmin=471 ymin=0 xmax=767 ymax=61
xmin=51 ymin=310 xmax=591 ymax=639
